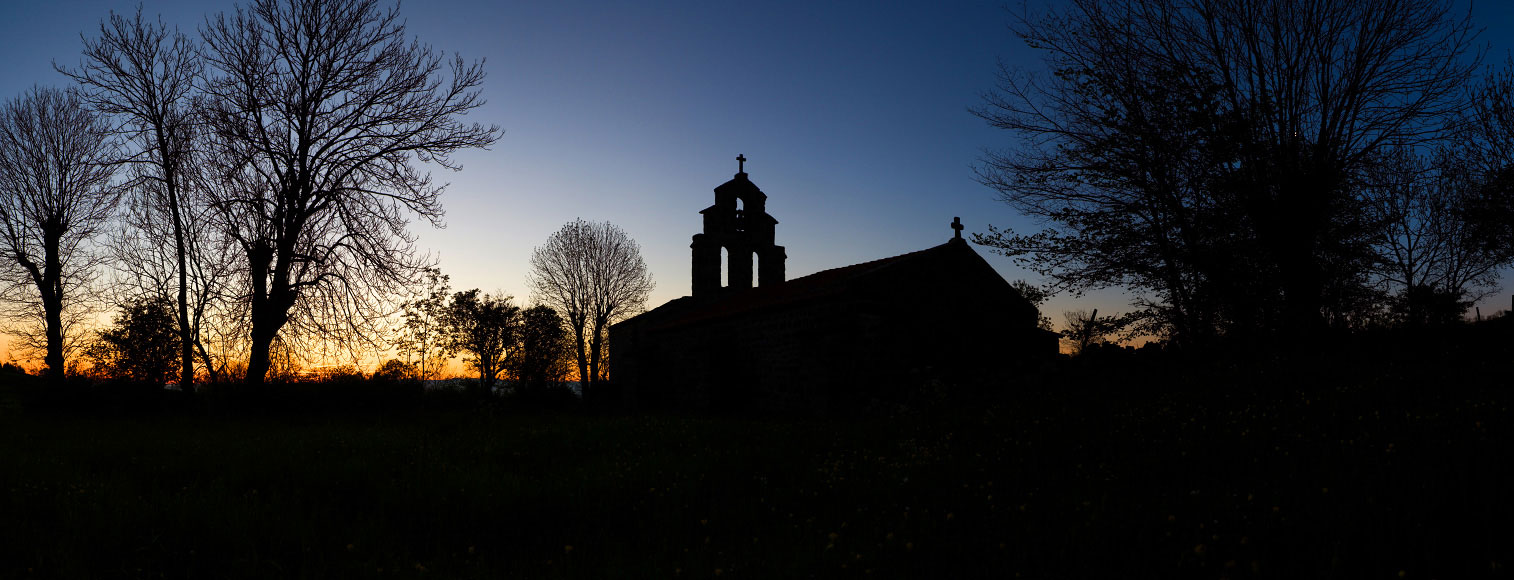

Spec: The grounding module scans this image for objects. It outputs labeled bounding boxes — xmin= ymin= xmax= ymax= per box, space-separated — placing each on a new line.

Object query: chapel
xmin=607 ymin=156 xmax=1057 ymax=413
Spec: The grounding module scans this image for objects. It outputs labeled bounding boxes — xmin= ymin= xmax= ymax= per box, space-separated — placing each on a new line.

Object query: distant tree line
xmin=977 ymin=0 xmax=1514 ymax=351
xmin=0 ymin=0 xmax=655 ymax=389
xmin=393 ymin=268 xmax=578 ymax=394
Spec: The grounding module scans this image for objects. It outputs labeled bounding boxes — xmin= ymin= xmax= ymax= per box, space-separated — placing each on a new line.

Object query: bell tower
xmin=692 ymin=154 xmax=786 ymax=297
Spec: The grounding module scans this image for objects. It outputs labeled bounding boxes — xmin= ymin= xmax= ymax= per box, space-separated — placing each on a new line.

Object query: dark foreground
xmin=0 ymin=351 xmax=1510 ymax=578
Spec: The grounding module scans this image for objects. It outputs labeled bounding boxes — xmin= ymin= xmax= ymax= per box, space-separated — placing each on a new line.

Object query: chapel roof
xmin=632 ymin=238 xmax=986 ymax=331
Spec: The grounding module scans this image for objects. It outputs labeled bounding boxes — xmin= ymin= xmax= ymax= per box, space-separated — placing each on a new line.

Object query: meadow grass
xmin=0 ymin=355 xmax=1510 ymax=578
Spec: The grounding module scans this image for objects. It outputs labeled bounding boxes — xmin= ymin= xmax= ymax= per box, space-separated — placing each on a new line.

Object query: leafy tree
xmin=975 ymin=0 xmax=1479 ymax=347
xmin=527 ymin=219 xmax=654 ymax=397
xmin=1061 ymin=308 xmax=1128 ymax=356
xmin=0 ymin=87 xmax=122 ymax=379
xmin=84 ymin=297 xmax=181 ymax=384
xmin=371 ymin=358 xmax=415 ymax=382
xmin=1462 ymin=60 xmax=1514 ymax=265
xmin=310 ymin=364 xmax=364 ymax=383
xmin=513 ymin=305 xmax=572 ymax=390
xmin=1388 ymin=284 xmax=1467 ymax=328
xmin=1010 ymin=279 xmax=1053 ymax=331
xmin=442 ymin=289 xmax=519 ymax=394
xmin=199 ymin=0 xmax=501 ymax=384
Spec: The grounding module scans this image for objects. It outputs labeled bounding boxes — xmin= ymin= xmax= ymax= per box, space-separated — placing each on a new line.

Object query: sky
xmin=0 ymin=0 xmax=1511 ymax=364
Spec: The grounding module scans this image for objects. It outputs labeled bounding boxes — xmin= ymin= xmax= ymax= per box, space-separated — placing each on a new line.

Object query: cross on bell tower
xmin=737 ymin=154 xmax=746 ymax=174
xmin=951 ymin=217 xmax=964 ymax=240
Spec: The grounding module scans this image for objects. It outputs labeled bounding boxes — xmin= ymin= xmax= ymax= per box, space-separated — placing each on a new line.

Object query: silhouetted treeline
xmin=0 ymin=1 xmax=664 ymax=393
xmin=5 ymin=363 xmax=582 ymax=417
xmin=976 ymin=0 xmax=1514 ymax=351
xmin=393 ymin=271 xmax=577 ymax=394
xmin=0 ymin=0 xmax=500 ymax=383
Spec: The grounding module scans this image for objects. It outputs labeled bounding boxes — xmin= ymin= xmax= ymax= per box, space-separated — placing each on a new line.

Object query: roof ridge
xmin=789 ymin=241 xmax=952 ymax=282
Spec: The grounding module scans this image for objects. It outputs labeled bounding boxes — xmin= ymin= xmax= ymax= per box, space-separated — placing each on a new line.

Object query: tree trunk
xmin=572 ymin=321 xmax=589 ymax=397
xmin=244 ymin=241 xmax=294 ymax=384
xmin=178 ymin=278 xmax=194 ymax=390
xmin=478 ymin=356 xmax=496 ymax=394
xmin=41 ymin=228 xmax=65 ymax=381
xmin=1280 ymin=250 xmax=1324 ymax=338
xmin=246 ymin=286 xmax=296 ymax=383
xmin=586 ymin=323 xmax=604 ymax=393
xmin=1276 ymin=174 xmax=1332 ymax=347
xmin=41 ymin=291 xmax=64 ymax=381
xmin=170 ymin=179 xmax=195 ymax=392
xmin=1243 ymin=155 xmax=1332 ymax=347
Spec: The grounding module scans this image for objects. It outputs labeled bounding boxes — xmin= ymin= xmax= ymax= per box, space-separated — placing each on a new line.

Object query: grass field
xmin=0 ymin=351 xmax=1510 ymax=578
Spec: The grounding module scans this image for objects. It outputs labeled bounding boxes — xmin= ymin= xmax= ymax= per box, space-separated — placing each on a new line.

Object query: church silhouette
xmin=609 ymin=156 xmax=1057 ymax=414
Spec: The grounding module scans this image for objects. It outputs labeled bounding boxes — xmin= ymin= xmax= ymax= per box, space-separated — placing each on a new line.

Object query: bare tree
xmin=527 ymin=219 xmax=653 ymax=397
xmin=199 ymin=0 xmax=501 ymax=384
xmin=1364 ymin=145 xmax=1506 ymax=324
xmin=397 ymin=267 xmax=450 ymax=380
xmin=61 ymin=7 xmax=233 ymax=390
xmin=0 ymin=87 xmax=122 ymax=379
xmin=105 ymin=179 xmax=241 ymax=384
